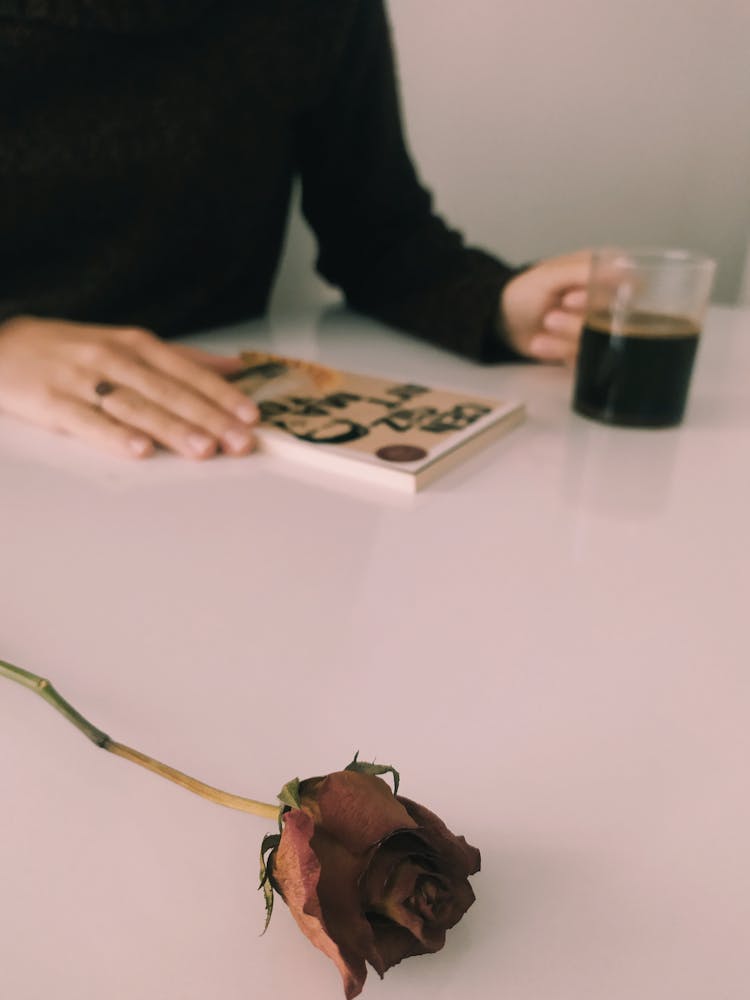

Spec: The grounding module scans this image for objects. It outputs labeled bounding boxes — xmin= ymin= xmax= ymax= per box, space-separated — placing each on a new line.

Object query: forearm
xmin=298 ymin=0 xmax=520 ymax=362
xmin=345 ymin=236 xmax=523 ymax=362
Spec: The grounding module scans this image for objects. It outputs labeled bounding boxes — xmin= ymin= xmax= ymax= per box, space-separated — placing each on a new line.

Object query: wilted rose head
xmin=263 ymin=763 xmax=480 ymax=999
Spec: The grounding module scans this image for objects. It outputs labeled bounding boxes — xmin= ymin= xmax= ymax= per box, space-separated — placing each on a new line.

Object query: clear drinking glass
xmin=572 ymin=248 xmax=716 ymax=427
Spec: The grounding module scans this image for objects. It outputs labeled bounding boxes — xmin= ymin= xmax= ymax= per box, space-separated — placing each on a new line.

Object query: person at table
xmin=0 ymin=0 xmax=589 ymax=461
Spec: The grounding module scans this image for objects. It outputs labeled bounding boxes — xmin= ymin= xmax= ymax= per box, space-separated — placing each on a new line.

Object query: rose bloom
xmin=270 ymin=769 xmax=480 ymax=999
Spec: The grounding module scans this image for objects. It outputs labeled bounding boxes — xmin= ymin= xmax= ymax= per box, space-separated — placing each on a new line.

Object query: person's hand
xmin=499 ymin=250 xmax=591 ymax=364
xmin=0 ymin=315 xmax=259 ymax=459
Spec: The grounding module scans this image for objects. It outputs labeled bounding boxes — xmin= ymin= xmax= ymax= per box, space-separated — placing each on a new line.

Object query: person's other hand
xmin=499 ymin=251 xmax=591 ymax=364
xmin=0 ymin=316 xmax=259 ymax=459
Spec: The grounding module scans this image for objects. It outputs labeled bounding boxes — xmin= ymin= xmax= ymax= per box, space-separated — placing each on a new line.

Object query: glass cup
xmin=572 ymin=248 xmax=716 ymax=427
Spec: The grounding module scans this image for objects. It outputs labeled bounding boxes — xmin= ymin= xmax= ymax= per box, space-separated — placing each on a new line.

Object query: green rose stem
xmin=0 ymin=659 xmax=279 ymax=821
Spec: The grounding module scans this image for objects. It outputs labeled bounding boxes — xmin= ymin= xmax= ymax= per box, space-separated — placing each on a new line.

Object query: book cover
xmin=229 ymin=351 xmax=525 ymax=492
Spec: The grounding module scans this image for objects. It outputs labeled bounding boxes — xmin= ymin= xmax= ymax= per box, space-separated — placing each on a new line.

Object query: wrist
xmin=492 ymin=265 xmax=534 ymax=361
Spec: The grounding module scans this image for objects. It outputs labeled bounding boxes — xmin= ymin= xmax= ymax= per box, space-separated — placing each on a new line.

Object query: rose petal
xmin=361 ymin=830 xmax=476 ymax=954
xmin=408 ymin=869 xmax=476 ymax=933
xmin=300 ymin=772 xmax=418 ymax=854
xmin=375 ymin=860 xmax=448 ymax=949
xmin=361 ymin=831 xmax=439 ymax=915
xmin=367 ymin=914 xmax=434 ymax=973
xmin=274 ymin=810 xmax=368 ymax=999
xmin=309 ymin=827 xmax=389 ymax=981
xmin=398 ymin=796 xmax=481 ymax=877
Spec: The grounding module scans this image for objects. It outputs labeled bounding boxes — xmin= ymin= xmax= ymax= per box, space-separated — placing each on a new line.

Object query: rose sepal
xmin=344 ymin=750 xmax=400 ymax=795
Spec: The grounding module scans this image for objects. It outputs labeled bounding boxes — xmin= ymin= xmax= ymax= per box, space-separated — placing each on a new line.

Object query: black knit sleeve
xmin=297 ymin=0 xmax=522 ymax=363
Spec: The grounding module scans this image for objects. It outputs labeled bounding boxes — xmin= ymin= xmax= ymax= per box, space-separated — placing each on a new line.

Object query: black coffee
xmin=573 ymin=311 xmax=700 ymax=427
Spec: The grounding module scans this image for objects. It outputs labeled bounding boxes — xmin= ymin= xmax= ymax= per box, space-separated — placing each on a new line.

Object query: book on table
xmin=228 ymin=351 xmax=525 ymax=492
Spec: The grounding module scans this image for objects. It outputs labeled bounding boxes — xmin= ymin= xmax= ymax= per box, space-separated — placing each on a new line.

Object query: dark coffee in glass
xmin=571 ymin=249 xmax=715 ymax=429
xmin=573 ymin=309 xmax=701 ymax=427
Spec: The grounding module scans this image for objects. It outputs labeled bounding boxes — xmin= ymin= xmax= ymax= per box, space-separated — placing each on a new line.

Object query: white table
xmin=1 ymin=305 xmax=748 ymax=1000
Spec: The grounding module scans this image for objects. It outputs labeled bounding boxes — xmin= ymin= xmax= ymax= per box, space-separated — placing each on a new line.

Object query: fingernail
xmin=222 ymin=427 xmax=253 ymax=454
xmin=543 ymin=313 xmax=568 ymax=333
xmin=563 ymin=290 xmax=587 ymax=309
xmin=529 ymin=336 xmax=547 ymax=356
xmin=129 ymin=437 xmax=153 ymax=458
xmin=187 ymin=433 xmax=216 ymax=458
xmin=235 ymin=402 xmax=258 ymax=424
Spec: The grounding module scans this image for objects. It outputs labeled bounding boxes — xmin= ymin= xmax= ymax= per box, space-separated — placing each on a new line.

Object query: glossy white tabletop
xmin=1 ymin=305 xmax=749 ymax=1000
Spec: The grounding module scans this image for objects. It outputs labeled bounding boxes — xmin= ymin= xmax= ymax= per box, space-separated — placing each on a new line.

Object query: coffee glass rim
xmin=593 ymin=246 xmax=716 ymax=271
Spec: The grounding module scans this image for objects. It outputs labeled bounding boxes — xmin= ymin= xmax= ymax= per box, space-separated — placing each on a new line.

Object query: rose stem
xmin=0 ymin=658 xmax=279 ymax=821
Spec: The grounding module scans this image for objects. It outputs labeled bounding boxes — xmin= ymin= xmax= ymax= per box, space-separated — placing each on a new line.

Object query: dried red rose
xmin=266 ymin=768 xmax=480 ymax=999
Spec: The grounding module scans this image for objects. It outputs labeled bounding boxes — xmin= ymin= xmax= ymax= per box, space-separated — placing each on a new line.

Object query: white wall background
xmin=271 ymin=0 xmax=750 ymax=313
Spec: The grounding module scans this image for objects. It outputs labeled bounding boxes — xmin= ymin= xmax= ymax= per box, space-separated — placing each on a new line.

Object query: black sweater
xmin=0 ymin=0 xmax=518 ymax=361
